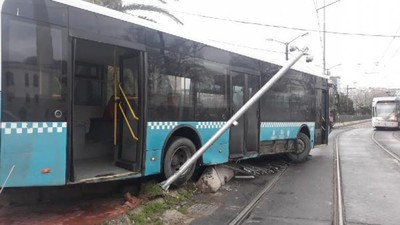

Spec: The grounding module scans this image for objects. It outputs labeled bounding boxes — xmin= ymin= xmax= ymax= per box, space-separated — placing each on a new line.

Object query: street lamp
xmin=326 ymin=63 xmax=341 ymax=75
xmin=266 ymin=32 xmax=309 ymax=60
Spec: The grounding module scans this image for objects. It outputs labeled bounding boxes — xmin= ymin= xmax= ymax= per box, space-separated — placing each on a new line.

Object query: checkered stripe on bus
xmin=195 ymin=122 xmax=225 ymax=129
xmin=148 ymin=122 xmax=178 ymax=130
xmin=1 ymin=122 xmax=67 ymax=135
xmin=147 ymin=121 xmax=227 ymax=130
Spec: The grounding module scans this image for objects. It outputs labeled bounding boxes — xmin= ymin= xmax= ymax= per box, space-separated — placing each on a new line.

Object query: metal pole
xmin=160 ymin=47 xmax=309 ymax=191
xmin=285 ymin=43 xmax=289 ymax=61
xmin=323 ymin=0 xmax=326 ymax=75
xmin=346 ymin=85 xmax=349 ymax=113
xmin=0 ymin=165 xmax=15 ymax=194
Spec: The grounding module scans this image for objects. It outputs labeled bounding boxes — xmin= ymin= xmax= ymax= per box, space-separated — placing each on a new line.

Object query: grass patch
xmin=128 ymin=181 xmax=198 ymax=225
xmin=141 ymin=181 xmax=164 ymax=199
xmin=130 ymin=201 xmax=167 ymax=225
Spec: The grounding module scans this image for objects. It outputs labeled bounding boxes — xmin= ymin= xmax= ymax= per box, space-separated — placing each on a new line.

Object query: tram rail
xmin=392 ymin=130 xmax=400 ymax=142
xmin=228 ymin=166 xmax=288 ymax=225
xmin=372 ymin=132 xmax=400 ymax=165
xmin=228 ymin=130 xmax=348 ymax=225
xmin=333 ymin=132 xmax=346 ymax=225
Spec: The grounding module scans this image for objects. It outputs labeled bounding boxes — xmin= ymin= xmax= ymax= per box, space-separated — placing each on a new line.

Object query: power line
xmin=168 ymin=8 xmax=400 ymax=38
xmin=312 ymin=0 xmax=324 ymax=53
xmin=207 ymin=40 xmax=320 ymax=74
xmin=380 ymin=25 xmax=400 ymax=61
xmin=209 ymin=39 xmax=285 ymax=54
xmin=390 ymin=44 xmax=400 ymax=60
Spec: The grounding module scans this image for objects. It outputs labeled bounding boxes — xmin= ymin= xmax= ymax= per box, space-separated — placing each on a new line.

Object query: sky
xmin=123 ymin=0 xmax=400 ymax=90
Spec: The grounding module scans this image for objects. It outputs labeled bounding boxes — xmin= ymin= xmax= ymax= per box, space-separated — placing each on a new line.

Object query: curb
xmin=333 ymin=119 xmax=371 ymax=128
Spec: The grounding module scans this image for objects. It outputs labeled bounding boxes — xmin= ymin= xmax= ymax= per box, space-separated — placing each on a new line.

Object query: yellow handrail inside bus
xmin=118 ymin=83 xmax=139 ymax=120
xmin=118 ymin=102 xmax=139 ymax=141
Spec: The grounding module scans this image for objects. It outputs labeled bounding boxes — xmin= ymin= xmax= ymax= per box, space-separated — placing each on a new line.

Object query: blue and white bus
xmin=0 ymin=0 xmax=329 ymax=188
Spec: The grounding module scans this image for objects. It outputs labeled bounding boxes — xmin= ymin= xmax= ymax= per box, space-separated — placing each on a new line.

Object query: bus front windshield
xmin=376 ymin=102 xmax=396 ymax=118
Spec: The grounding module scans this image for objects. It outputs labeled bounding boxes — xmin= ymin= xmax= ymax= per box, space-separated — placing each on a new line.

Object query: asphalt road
xmin=340 ymin=127 xmax=400 ymax=225
xmin=241 ymin=133 xmax=334 ymax=225
xmin=200 ymin=121 xmax=400 ymax=225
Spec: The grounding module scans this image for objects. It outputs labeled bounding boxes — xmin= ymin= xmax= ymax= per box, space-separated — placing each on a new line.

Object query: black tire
xmin=163 ymin=137 xmax=196 ymax=186
xmin=286 ymin=132 xmax=311 ymax=162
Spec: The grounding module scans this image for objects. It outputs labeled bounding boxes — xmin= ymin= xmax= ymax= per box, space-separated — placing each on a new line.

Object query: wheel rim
xmin=295 ymin=138 xmax=306 ymax=154
xmin=170 ymin=145 xmax=191 ymax=174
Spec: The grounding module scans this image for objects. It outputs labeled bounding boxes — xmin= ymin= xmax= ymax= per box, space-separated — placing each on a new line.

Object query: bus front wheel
xmin=163 ymin=137 xmax=196 ymax=186
xmin=286 ymin=132 xmax=311 ymax=162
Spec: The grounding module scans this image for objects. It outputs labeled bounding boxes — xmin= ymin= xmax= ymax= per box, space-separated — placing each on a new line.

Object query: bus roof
xmin=51 ymin=0 xmax=322 ymax=78
xmin=372 ymin=96 xmax=400 ymax=103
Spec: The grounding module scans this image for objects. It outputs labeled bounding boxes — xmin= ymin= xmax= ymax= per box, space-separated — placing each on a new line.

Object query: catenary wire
xmin=165 ymin=8 xmax=400 ymax=38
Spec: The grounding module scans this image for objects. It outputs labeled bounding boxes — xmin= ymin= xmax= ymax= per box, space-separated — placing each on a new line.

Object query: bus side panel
xmin=259 ymin=122 xmax=315 ymax=148
xmin=195 ymin=122 xmax=229 ymax=165
xmin=0 ymin=122 xmax=67 ymax=187
xmin=144 ymin=121 xmax=229 ymax=176
xmin=144 ymin=122 xmax=174 ymax=176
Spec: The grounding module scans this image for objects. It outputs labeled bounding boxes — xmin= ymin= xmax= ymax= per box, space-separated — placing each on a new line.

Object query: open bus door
xmin=315 ymin=86 xmax=329 ymax=145
xmin=71 ymin=37 xmax=144 ymax=182
xmin=114 ymin=54 xmax=143 ymax=171
xmin=229 ymin=70 xmax=260 ymax=158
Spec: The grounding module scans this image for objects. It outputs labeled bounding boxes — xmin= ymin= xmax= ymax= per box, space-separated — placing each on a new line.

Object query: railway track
xmin=228 ymin=130 xmax=347 ymax=225
xmin=392 ymin=130 xmax=400 ymax=142
xmin=331 ymin=128 xmax=400 ymax=225
xmin=332 ymin=132 xmax=346 ymax=225
xmin=228 ymin=166 xmax=288 ymax=225
xmin=372 ymin=131 xmax=400 ymax=165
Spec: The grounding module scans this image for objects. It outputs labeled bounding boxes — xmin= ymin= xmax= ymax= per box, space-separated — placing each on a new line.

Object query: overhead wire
xmin=312 ymin=0 xmax=325 ymax=54
xmin=166 ymin=8 xmax=400 ymax=38
xmin=379 ymin=25 xmax=400 ymax=62
xmin=150 ymin=3 xmax=400 ymax=77
xmin=374 ymin=25 xmax=400 ymax=81
xmin=311 ymin=0 xmax=325 ymax=73
xmin=208 ymin=39 xmax=285 ymax=54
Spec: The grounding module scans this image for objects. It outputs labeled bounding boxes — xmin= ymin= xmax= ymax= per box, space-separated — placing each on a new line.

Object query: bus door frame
xmin=229 ymin=68 xmax=260 ymax=158
xmin=315 ymin=79 xmax=329 ymax=145
xmin=68 ymin=30 xmax=147 ymax=181
xmin=115 ymin=52 xmax=146 ymax=171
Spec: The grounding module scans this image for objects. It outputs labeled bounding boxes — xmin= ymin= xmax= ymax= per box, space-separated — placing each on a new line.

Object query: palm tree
xmin=85 ymin=0 xmax=183 ymax=25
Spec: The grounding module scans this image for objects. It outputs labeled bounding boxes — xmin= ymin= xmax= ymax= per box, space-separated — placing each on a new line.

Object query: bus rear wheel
xmin=286 ymin=132 xmax=311 ymax=162
xmin=163 ymin=137 xmax=196 ymax=186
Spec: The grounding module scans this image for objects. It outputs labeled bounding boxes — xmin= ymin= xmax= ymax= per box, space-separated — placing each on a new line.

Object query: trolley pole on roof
xmin=160 ymin=47 xmax=311 ymax=191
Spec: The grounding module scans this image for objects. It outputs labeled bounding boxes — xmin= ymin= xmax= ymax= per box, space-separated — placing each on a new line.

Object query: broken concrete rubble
xmin=196 ymin=166 xmax=234 ymax=193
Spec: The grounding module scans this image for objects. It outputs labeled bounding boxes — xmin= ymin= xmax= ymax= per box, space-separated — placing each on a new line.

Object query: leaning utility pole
xmin=160 ymin=47 xmax=311 ymax=191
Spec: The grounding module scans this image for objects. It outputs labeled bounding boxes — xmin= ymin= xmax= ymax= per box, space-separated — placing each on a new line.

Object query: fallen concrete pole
xmin=160 ymin=47 xmax=310 ymax=191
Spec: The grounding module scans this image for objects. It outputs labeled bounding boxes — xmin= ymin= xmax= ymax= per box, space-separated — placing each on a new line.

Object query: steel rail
xmin=372 ymin=132 xmax=400 ymax=165
xmin=228 ymin=166 xmax=288 ymax=225
xmin=391 ymin=131 xmax=400 ymax=142
xmin=333 ymin=133 xmax=345 ymax=225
